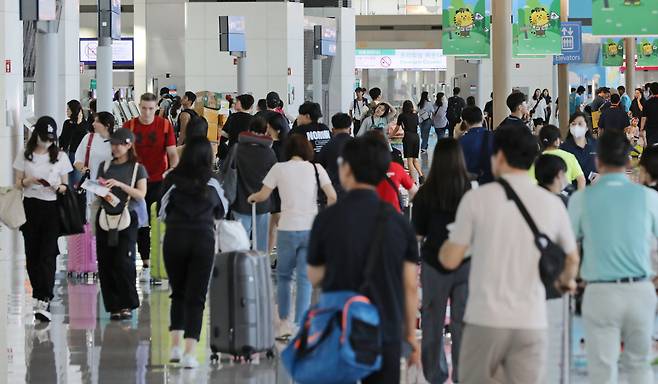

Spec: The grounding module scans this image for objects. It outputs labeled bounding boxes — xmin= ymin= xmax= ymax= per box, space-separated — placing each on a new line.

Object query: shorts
xmin=403 ymin=132 xmax=420 ymax=158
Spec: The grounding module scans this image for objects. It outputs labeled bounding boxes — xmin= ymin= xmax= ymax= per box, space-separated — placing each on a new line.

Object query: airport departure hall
xmin=2 ymin=0 xmax=658 ymax=383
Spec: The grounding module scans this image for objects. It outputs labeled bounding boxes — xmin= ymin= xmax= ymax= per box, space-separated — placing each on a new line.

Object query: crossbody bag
xmin=98 ymin=161 xmax=139 ymax=233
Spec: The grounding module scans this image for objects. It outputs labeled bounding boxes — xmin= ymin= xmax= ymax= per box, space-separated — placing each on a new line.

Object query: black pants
xmin=353 ymin=119 xmax=362 ymax=136
xmin=137 ymin=181 xmax=162 ymax=263
xmin=96 ymin=211 xmax=140 ymax=313
xmin=360 ymin=342 xmax=401 ymax=384
xmin=447 ymin=120 xmax=459 ymax=138
xmin=21 ymin=198 xmax=60 ymax=302
xmin=163 ymin=228 xmax=215 ymax=340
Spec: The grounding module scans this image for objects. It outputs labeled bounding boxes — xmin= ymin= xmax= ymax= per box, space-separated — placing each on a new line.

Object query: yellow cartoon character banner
xmin=442 ymin=0 xmax=491 ymax=57
xmin=513 ymin=0 xmax=562 ymax=56
xmin=601 ymin=38 xmax=624 ymax=67
xmin=593 ymin=0 xmax=658 ymax=36
xmin=637 ymin=38 xmax=658 ymax=67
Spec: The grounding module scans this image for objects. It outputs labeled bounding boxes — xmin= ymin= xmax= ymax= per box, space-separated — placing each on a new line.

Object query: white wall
xmin=58 ymin=0 xmax=81 ymax=125
xmin=476 ymin=56 xmax=555 ymax=105
xmin=185 ymin=2 xmax=305 ymax=113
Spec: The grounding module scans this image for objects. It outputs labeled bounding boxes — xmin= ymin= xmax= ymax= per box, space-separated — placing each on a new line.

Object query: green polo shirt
xmin=568 ymin=173 xmax=658 ymax=281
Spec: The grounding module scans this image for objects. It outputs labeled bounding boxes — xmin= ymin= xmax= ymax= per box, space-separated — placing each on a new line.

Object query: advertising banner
xmin=512 ymin=0 xmax=562 ymax=56
xmin=592 ymin=0 xmax=658 ymax=36
xmin=637 ymin=38 xmax=658 ymax=66
xmin=442 ymin=0 xmax=491 ymax=56
xmin=601 ymin=38 xmax=624 ymax=67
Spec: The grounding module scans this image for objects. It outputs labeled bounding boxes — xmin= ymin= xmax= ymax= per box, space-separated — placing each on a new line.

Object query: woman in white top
xmin=530 ymin=88 xmax=547 ymax=129
xmin=74 ymin=111 xmax=114 ymax=222
xmin=14 ymin=116 xmax=73 ymax=322
xmin=418 ymin=91 xmax=435 ymax=153
xmin=248 ymin=135 xmax=337 ymax=338
xmin=432 ymin=92 xmax=449 ymax=138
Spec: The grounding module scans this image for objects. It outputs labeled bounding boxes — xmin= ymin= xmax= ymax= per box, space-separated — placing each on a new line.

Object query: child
xmin=534 ymin=153 xmax=569 ymax=206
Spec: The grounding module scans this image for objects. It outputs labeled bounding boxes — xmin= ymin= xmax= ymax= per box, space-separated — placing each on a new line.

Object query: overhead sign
xmin=79 ymin=38 xmax=134 ymax=65
xmin=513 ymin=0 xmax=562 ymax=56
xmin=554 ymin=21 xmax=582 ymax=64
xmin=593 ymin=0 xmax=658 ymax=36
xmin=442 ymin=0 xmax=491 ymax=57
xmin=355 ymin=49 xmax=447 ymax=70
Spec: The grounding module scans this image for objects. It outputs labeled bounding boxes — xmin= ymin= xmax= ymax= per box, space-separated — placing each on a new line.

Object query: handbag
xmin=281 ymin=202 xmax=392 ymax=383
xmin=216 ymin=219 xmax=251 ymax=253
xmin=313 ymin=163 xmax=328 ymax=210
xmin=498 ymin=179 xmax=566 ymax=299
xmin=75 ymin=134 xmax=95 ymax=224
xmin=0 ymin=187 xmax=26 ymax=229
xmin=98 ymin=162 xmax=139 ymax=233
xmin=58 ymin=187 xmax=85 ymax=236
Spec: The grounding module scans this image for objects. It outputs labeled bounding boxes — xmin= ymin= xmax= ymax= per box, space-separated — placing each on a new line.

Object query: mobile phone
xmin=37 ymin=179 xmax=50 ymax=187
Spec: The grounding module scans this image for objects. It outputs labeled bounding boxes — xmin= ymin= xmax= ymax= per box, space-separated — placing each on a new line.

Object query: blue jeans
xmin=419 ymin=119 xmax=433 ymax=150
xmin=232 ymin=212 xmax=270 ymax=253
xmin=276 ymin=230 xmax=311 ymax=324
xmin=68 ymin=152 xmax=82 ymax=188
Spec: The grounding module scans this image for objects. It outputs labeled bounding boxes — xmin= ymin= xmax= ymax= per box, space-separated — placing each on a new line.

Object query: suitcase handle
xmin=251 ymin=203 xmax=257 ymax=251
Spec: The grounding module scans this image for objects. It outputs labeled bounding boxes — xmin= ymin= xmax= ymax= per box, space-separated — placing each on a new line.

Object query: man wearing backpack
xmin=124 ymin=92 xmax=179 ymax=282
xmin=447 ymin=87 xmax=466 ymax=138
xmin=349 ymin=87 xmax=368 ymax=136
xmin=158 ymin=87 xmax=174 ymax=119
xmin=176 ymin=91 xmax=198 ymax=145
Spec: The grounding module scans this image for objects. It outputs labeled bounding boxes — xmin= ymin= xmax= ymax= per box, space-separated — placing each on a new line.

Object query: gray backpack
xmin=218 ymin=145 xmax=239 ymax=205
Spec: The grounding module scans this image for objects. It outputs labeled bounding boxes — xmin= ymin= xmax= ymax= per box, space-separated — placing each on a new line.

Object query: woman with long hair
xmin=248 ymin=135 xmax=337 ymax=339
xmin=14 ymin=116 xmax=73 ymax=322
xmin=412 ymin=138 xmax=472 ymax=384
xmin=60 ymin=100 xmax=89 ymax=187
xmin=432 ymin=92 xmax=448 ymax=138
xmin=418 ymin=91 xmax=435 ymax=153
xmin=560 ymin=111 xmax=598 ymax=185
xmin=630 ymin=87 xmax=646 ymax=119
xmin=266 ymin=112 xmax=287 ymax=261
xmin=95 ymin=128 xmax=147 ymax=321
xmin=530 ymin=88 xmax=547 ymax=129
xmin=392 ymin=100 xmax=424 ymax=183
xmin=533 ymin=124 xmax=586 ymax=190
xmin=542 ymin=88 xmax=553 ymax=119
xmin=160 ymin=136 xmax=227 ymax=368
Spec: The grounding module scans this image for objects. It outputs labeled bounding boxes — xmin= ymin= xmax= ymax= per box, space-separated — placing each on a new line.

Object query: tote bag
xmin=0 ymin=187 xmax=26 ymax=229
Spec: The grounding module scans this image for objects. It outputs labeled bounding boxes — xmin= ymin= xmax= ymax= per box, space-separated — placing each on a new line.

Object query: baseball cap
xmin=106 ymin=128 xmax=135 ymax=145
xmin=33 ymin=116 xmax=58 ymax=141
xmin=266 ymin=92 xmax=281 ymax=109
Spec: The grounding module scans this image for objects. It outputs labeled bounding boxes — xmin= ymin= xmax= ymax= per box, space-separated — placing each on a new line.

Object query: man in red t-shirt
xmin=376 ymin=161 xmax=417 ymax=213
xmin=123 ymin=92 xmax=179 ymax=280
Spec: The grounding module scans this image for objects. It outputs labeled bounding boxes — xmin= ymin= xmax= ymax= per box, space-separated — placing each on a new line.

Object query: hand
xmin=247 ymin=194 xmax=258 ymax=204
xmin=103 ymin=178 xmax=126 ymax=190
xmin=162 ymin=168 xmax=173 ymax=179
xmin=20 ymin=177 xmax=38 ymax=188
xmin=555 ymin=277 xmax=577 ymax=295
xmin=56 ymin=184 xmax=68 ymax=194
xmin=406 ymin=335 xmax=421 ymax=367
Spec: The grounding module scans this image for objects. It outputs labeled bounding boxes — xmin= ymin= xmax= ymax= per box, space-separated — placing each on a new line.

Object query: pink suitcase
xmin=68 ymin=282 xmax=98 ymax=330
xmin=67 ymin=223 xmax=98 ymax=278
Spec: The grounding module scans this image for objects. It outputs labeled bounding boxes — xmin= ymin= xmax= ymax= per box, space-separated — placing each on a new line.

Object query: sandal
xmin=120 ymin=309 xmax=133 ymax=320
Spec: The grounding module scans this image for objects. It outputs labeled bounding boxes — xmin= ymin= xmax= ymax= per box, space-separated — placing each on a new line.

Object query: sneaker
xmin=140 ymin=267 xmax=151 ymax=283
xmin=34 ymin=300 xmax=52 ymax=322
xmin=120 ymin=310 xmax=133 ymax=320
xmin=181 ymin=354 xmax=199 ymax=369
xmin=170 ymin=346 xmax=183 ymax=363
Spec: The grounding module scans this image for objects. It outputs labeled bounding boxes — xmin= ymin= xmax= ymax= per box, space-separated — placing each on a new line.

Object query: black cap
xmin=106 ymin=128 xmax=135 ymax=145
xmin=355 ymin=87 xmax=365 ymax=93
xmin=33 ymin=116 xmax=58 ymax=141
xmin=266 ymin=92 xmax=281 ymax=109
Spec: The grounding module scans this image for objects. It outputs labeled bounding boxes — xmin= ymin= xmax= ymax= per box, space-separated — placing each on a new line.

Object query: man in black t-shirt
xmin=307 ymin=135 xmax=420 ymax=384
xmin=642 ymin=82 xmax=658 ymax=146
xmin=222 ymin=94 xmax=254 ymax=148
xmin=317 ymin=113 xmax=353 ymax=200
xmin=483 ymin=92 xmax=493 ymax=129
xmin=498 ymin=91 xmax=530 ymax=130
xmin=446 ymin=87 xmax=466 ymax=137
xmin=255 ymin=91 xmax=290 ymax=140
xmin=289 ymin=101 xmax=331 ymax=159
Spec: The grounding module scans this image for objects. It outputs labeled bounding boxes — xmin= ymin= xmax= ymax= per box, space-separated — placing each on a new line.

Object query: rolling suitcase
xmin=210 ymin=204 xmax=275 ymax=362
xmin=67 ymin=223 xmax=98 ymax=278
xmin=149 ymin=202 xmax=168 ymax=281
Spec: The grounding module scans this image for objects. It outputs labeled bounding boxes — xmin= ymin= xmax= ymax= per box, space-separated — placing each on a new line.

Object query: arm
xmin=14 ymin=170 xmax=38 ymax=189
xmin=408 ymin=183 xmax=419 ymax=200
xmin=439 ymin=241 xmax=468 ymax=270
xmin=178 ymin=112 xmax=191 ymax=145
xmin=104 ymin=177 xmax=147 ymax=200
xmin=322 ymin=184 xmax=337 ymax=206
xmin=247 ymin=186 xmax=273 ymax=204
xmin=576 ymin=174 xmax=586 ymax=190
xmin=402 ymin=261 xmax=420 ymax=366
xmin=307 ymin=265 xmax=326 ymax=287
xmin=641 ymin=116 xmax=647 ymax=131
xmin=166 ymin=146 xmax=179 ymax=171
xmin=557 ymin=250 xmax=580 ymax=293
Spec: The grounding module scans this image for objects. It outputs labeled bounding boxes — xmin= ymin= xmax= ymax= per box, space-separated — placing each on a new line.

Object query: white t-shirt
xmin=74 ymin=133 xmax=113 ymax=181
xmin=531 ymin=98 xmax=547 ymax=120
xmin=13 ymin=150 xmax=73 ymax=201
xmin=262 ymin=160 xmax=331 ymax=231
xmin=449 ymin=173 xmax=577 ymax=330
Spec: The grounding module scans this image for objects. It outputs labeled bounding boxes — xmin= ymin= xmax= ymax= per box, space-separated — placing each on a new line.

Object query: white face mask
xmin=569 ymin=124 xmax=588 ymax=139
xmin=37 ymin=137 xmax=52 ymax=148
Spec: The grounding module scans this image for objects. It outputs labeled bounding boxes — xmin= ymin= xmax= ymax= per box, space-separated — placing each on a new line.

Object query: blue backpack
xmin=281 ymin=202 xmax=391 ymax=384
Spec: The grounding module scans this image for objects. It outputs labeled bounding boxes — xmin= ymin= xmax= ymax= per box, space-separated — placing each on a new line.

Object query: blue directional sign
xmin=554 ymin=21 xmax=582 ymax=64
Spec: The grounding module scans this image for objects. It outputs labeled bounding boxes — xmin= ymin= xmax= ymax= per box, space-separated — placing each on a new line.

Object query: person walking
xmin=458 ymin=106 xmax=493 ymax=184
xmin=95 ymin=128 xmax=147 ymax=321
xmin=175 ymin=91 xmax=198 ymax=145
xmin=348 ymin=87 xmax=368 ymax=136
xmin=392 ymin=100 xmax=424 ymax=183
xmin=446 ymin=88 xmax=466 ymax=138
xmin=568 ymin=130 xmax=658 ymax=384
xmin=499 ymin=92 xmax=530 ymax=130
xmin=317 ymin=113 xmax=353 ymax=200
xmin=14 ymin=116 xmax=73 ymax=322
xmin=265 ymin=112 xmax=287 ymax=259
xmin=60 ymin=100 xmax=90 ymax=188
xmin=534 ymin=154 xmax=569 ymax=206
xmin=560 ymin=112 xmax=598 ymax=185
xmin=569 ymin=86 xmax=586 ymax=116
xmin=307 ymin=134 xmax=420 ymax=383
xmin=159 ymin=136 xmax=227 ymax=369
xmin=618 ymin=85 xmax=632 ymax=113
xmin=222 ymin=94 xmax=255 ymax=149
xmin=542 ymin=89 xmax=553 ymax=121
xmin=248 ymin=135 xmax=337 ymax=338
xmin=530 ymin=88 xmax=547 ymax=129
xmin=229 ymin=117 xmax=277 ymax=252
xmin=413 ymin=138 xmax=471 ymax=384
xmin=631 ymin=87 xmax=646 ymax=119
xmin=432 ymin=92 xmax=449 ymax=138
xmin=439 ymin=124 xmax=579 ymax=384
xmin=599 ymin=93 xmax=630 ymax=133
xmin=123 ymin=92 xmax=179 ymax=282
xmin=418 ymin=91 xmax=435 ymax=154
xmin=641 ymin=82 xmax=658 ymax=146
xmin=357 ymin=102 xmax=396 ymax=145
xmin=532 ymin=125 xmax=586 ymax=190
xmin=290 ymin=101 xmax=332 ymax=157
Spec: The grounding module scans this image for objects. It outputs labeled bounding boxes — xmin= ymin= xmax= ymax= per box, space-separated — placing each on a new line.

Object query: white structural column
xmin=133 ymin=0 xmax=148 ymax=96
xmin=96 ymin=37 xmax=114 ymax=113
xmin=0 ymin=1 xmax=25 ymax=379
xmin=625 ymin=37 xmax=636 ymax=96
xmin=491 ymin=0 xmax=513 ymax=127
xmin=35 ymin=30 xmax=59 ymax=119
xmin=313 ymin=58 xmax=323 ymax=107
xmin=57 ymin=0 xmax=80 ymax=126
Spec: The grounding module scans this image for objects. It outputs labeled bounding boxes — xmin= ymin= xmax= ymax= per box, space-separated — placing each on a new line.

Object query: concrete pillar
xmin=557 ymin=0 xmax=570 ymax=135
xmin=35 ymin=31 xmax=59 ymax=119
xmin=236 ymin=54 xmax=247 ymax=95
xmin=313 ymin=58 xmax=323 ymax=106
xmin=491 ymin=1 xmax=512 ymax=127
xmin=96 ymin=38 xmax=114 ymax=113
xmin=58 ymin=0 xmax=80 ymax=127
xmin=133 ymin=0 xmax=147 ymax=96
xmin=625 ymin=37 xmax=636 ymax=95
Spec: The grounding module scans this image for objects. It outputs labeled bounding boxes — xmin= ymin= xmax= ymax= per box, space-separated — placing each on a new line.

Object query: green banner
xmin=512 ymin=0 xmax=562 ymax=56
xmin=637 ymin=38 xmax=658 ymax=66
xmin=593 ymin=0 xmax=658 ymax=36
xmin=442 ymin=0 xmax=491 ymax=57
xmin=601 ymin=38 xmax=624 ymax=67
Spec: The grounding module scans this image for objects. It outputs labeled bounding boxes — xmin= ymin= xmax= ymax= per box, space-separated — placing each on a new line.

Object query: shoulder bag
xmin=498 ymin=178 xmax=566 ymax=299
xmin=313 ymin=163 xmax=328 ymax=210
xmin=98 ymin=162 xmax=139 ymax=233
xmin=0 ymin=187 xmax=26 ymax=229
xmin=75 ymin=134 xmax=95 ymax=224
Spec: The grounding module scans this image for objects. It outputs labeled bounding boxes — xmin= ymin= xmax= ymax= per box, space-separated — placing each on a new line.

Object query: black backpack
xmin=446 ymin=96 xmax=463 ymax=122
xmin=175 ymin=108 xmax=199 ymax=136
